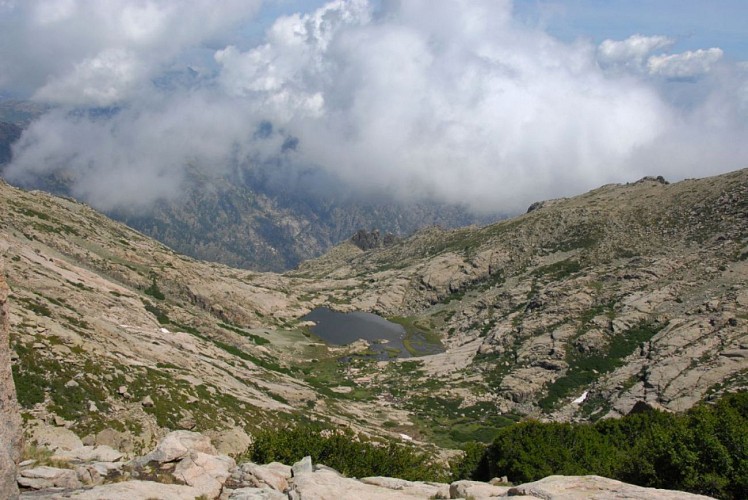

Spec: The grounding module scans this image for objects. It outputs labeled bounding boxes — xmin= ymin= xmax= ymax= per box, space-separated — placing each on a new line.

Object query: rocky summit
xmin=0 ymin=168 xmax=746 ymax=499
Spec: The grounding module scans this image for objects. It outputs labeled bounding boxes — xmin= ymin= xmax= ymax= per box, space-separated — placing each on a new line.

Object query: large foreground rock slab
xmin=361 ymin=476 xmax=450 ymax=498
xmin=0 ymin=272 xmax=22 ymax=500
xmin=450 ymin=479 xmax=510 ymax=498
xmin=52 ymin=445 xmax=124 ymax=463
xmin=26 ymin=423 xmax=83 ymax=452
xmin=229 ymin=487 xmax=287 ymax=499
xmin=230 ymin=462 xmax=290 ymax=492
xmin=19 ymin=479 xmax=201 ymax=499
xmin=507 ymin=475 xmax=715 ymax=499
xmin=290 ymin=469 xmax=433 ymax=499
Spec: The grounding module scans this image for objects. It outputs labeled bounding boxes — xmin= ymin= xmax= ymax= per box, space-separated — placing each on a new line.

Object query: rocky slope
xmin=1 ymin=271 xmax=22 ymax=499
xmin=110 ymin=165 xmax=492 ymax=271
xmin=289 ymin=169 xmax=748 ymax=443
xmin=0 ymin=177 xmax=439 ymax=457
xmin=1 ymin=168 xmax=746 ymax=465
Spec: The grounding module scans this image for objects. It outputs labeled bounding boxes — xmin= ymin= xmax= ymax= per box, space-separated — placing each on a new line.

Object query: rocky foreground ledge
xmin=16 ymin=430 xmax=713 ymax=500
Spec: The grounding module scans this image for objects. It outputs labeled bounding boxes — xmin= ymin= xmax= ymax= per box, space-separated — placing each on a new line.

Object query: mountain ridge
xmin=0 ymin=168 xmax=745 ymax=461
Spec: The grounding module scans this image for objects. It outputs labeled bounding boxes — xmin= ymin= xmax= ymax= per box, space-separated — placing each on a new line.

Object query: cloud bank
xmin=2 ymin=0 xmax=747 ymax=214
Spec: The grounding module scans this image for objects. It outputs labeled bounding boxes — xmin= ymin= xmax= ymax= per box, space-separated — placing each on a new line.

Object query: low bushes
xmin=468 ymin=392 xmax=748 ymax=499
xmin=247 ymin=423 xmax=448 ymax=481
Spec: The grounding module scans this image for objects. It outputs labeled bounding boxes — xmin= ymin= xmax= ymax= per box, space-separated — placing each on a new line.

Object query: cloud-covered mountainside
xmin=1 ymin=0 xmax=747 ymax=216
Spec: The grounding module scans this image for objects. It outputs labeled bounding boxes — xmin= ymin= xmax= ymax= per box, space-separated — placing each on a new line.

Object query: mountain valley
xmin=1 ymin=168 xmax=747 ymax=497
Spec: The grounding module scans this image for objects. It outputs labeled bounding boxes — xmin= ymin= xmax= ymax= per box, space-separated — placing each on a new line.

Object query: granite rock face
xmin=507 ymin=475 xmax=714 ymax=499
xmin=0 ymin=271 xmax=22 ymax=500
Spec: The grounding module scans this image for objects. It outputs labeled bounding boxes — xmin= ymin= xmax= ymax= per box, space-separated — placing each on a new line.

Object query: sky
xmin=1 ymin=0 xmax=747 ymax=214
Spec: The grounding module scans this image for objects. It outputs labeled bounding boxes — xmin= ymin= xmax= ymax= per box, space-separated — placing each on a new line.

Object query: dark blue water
xmin=301 ymin=307 xmax=443 ymax=359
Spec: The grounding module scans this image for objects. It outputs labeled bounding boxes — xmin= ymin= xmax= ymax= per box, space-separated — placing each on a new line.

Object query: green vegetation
xmin=11 ymin=342 xmax=113 ymax=434
xmin=12 ymin=344 xmax=46 ymax=407
xmin=14 ymin=206 xmax=79 ymax=236
xmin=403 ymin=393 xmax=519 ymax=448
xmin=531 ymin=258 xmax=582 ymax=280
xmin=218 ymin=322 xmax=270 ymax=345
xmin=547 ymin=223 xmax=602 ymax=252
xmin=476 ymin=270 xmax=506 ymax=291
xmin=142 ymin=300 xmax=170 ymax=324
xmin=297 ymin=356 xmax=373 ymax=401
xmin=144 ymin=275 xmax=165 ymax=300
xmin=388 ymin=316 xmax=443 ymax=356
xmin=441 ymin=289 xmax=466 ymax=304
xmin=17 ymin=296 xmax=52 ymax=317
xmin=247 ymin=422 xmax=448 ymax=481
xmin=15 ymin=206 xmax=51 ymax=220
xmin=449 ymin=441 xmax=489 ymax=481
xmin=538 ymin=321 xmax=665 ymax=410
xmin=464 ymin=392 xmax=748 ymax=499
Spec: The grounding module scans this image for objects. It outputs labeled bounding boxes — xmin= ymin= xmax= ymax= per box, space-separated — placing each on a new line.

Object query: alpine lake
xmin=301 ymin=307 xmax=444 ymax=359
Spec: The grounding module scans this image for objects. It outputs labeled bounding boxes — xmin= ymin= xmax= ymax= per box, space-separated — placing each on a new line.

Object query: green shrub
xmin=449 ymin=442 xmax=488 ymax=480
xmin=247 ymin=423 xmax=448 ymax=481
xmin=482 ymin=421 xmax=622 ymax=481
xmin=142 ymin=300 xmax=170 ymax=324
xmin=218 ymin=322 xmax=270 ymax=345
xmin=539 ymin=321 xmax=665 ymax=410
xmin=144 ymin=277 xmax=165 ymax=300
xmin=472 ymin=392 xmax=748 ymax=499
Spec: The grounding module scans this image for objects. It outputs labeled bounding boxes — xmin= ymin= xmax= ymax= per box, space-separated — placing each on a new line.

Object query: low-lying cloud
xmin=2 ymin=0 xmax=747 ymax=214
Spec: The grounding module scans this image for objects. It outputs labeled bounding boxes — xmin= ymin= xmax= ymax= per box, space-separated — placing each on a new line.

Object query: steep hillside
xmin=2 ymin=169 xmax=746 ymax=456
xmin=290 ymin=169 xmax=748 ymax=445
xmin=0 ymin=179 xmax=420 ymax=455
xmin=110 ymin=165 xmax=491 ymax=271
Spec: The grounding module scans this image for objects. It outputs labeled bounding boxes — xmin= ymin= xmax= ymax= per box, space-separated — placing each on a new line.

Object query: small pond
xmin=301 ymin=307 xmax=443 ymax=359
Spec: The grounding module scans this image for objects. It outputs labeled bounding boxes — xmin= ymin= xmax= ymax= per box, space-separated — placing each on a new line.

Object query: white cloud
xmin=647 ymin=48 xmax=724 ymax=79
xmin=597 ymin=34 xmax=673 ymax=71
xmin=0 ymin=0 xmax=261 ymax=104
xmin=211 ymin=0 xmax=671 ymax=210
xmin=3 ymin=0 xmax=748 ymax=215
xmin=215 ymin=0 xmax=371 ymax=119
xmin=6 ymin=90 xmax=281 ymax=210
xmin=33 ymin=49 xmax=145 ymax=106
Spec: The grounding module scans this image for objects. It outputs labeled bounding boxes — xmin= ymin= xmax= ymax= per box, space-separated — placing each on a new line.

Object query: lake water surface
xmin=301 ymin=307 xmax=443 ymax=359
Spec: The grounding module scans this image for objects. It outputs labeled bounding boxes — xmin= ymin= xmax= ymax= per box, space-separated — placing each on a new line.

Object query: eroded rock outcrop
xmin=0 ymin=271 xmax=22 ymax=500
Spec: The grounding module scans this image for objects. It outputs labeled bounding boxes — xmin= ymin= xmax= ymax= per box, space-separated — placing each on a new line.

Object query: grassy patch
xmin=17 ymin=296 xmax=52 ymax=317
xmin=218 ymin=322 xmax=270 ymax=345
xmin=142 ymin=300 xmax=170 ymax=324
xmin=539 ymin=321 xmax=666 ymax=411
xmin=532 ymin=259 xmax=582 ymax=280
xmin=406 ymin=397 xmax=519 ymax=448
xmin=389 ymin=316 xmax=444 ymax=356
